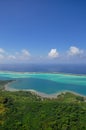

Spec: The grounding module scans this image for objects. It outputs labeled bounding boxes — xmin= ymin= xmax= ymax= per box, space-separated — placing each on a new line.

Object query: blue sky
xmin=0 ymin=0 xmax=86 ymax=64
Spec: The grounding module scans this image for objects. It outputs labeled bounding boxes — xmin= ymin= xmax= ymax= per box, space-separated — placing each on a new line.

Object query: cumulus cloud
xmin=0 ymin=48 xmax=5 ymax=53
xmin=0 ymin=54 xmax=4 ymax=60
xmin=0 ymin=46 xmax=85 ymax=63
xmin=21 ymin=49 xmax=30 ymax=57
xmin=15 ymin=49 xmax=31 ymax=61
xmin=8 ymin=55 xmax=16 ymax=60
xmin=68 ymin=46 xmax=84 ymax=56
xmin=0 ymin=48 xmax=6 ymax=61
xmin=48 ymin=49 xmax=59 ymax=58
xmin=0 ymin=48 xmax=31 ymax=63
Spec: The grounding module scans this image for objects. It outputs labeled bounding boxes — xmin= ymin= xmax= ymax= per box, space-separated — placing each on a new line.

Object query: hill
xmin=0 ymin=80 xmax=86 ymax=130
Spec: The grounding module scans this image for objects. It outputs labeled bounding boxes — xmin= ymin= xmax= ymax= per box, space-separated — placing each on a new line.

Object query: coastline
xmin=0 ymin=71 xmax=86 ymax=99
xmin=4 ymin=81 xmax=86 ymax=99
xmin=4 ymin=80 xmax=18 ymax=91
xmin=4 ymin=83 xmax=58 ymax=98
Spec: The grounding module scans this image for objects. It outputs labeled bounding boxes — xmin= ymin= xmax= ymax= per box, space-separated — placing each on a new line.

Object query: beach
xmin=3 ymin=80 xmax=86 ymax=99
xmin=0 ymin=71 xmax=86 ymax=98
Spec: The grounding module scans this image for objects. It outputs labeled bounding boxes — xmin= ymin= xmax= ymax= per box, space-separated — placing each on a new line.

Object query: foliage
xmin=0 ymin=81 xmax=86 ymax=130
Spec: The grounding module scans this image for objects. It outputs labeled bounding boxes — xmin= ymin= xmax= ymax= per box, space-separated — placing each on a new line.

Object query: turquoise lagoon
xmin=0 ymin=72 xmax=86 ymax=95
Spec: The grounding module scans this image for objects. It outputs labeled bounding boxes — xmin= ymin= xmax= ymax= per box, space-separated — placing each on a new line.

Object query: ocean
xmin=0 ymin=64 xmax=86 ymax=74
xmin=0 ymin=64 xmax=86 ymax=96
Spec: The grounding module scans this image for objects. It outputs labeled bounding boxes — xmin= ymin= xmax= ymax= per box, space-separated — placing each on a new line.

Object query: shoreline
xmin=4 ymin=82 xmax=86 ymax=99
xmin=1 ymin=71 xmax=86 ymax=99
xmin=4 ymin=83 xmax=59 ymax=98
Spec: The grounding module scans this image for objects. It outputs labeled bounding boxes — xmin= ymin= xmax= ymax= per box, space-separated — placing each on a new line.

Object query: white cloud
xmin=68 ymin=46 xmax=84 ymax=56
xmin=21 ymin=49 xmax=30 ymax=57
xmin=14 ymin=49 xmax=31 ymax=61
xmin=0 ymin=48 xmax=5 ymax=60
xmin=0 ymin=48 xmax=5 ymax=53
xmin=8 ymin=55 xmax=16 ymax=60
xmin=0 ymin=54 xmax=4 ymax=60
xmin=0 ymin=48 xmax=31 ymax=62
xmin=0 ymin=47 xmax=85 ymax=63
xmin=48 ymin=49 xmax=59 ymax=58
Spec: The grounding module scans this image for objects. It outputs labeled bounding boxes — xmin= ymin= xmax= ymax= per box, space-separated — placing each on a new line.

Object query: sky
xmin=0 ymin=0 xmax=86 ymax=64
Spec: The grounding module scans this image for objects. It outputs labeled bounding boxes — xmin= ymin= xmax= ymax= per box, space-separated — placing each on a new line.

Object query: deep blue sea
xmin=0 ymin=64 xmax=86 ymax=74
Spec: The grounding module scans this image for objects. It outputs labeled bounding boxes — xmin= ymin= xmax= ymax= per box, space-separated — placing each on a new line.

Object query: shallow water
xmin=0 ymin=72 xmax=86 ymax=95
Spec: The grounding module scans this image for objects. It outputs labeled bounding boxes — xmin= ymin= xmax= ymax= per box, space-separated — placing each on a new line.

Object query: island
xmin=0 ymin=80 xmax=86 ymax=130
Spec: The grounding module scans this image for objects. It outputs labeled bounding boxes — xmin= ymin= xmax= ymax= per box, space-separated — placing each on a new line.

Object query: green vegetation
xmin=0 ymin=80 xmax=13 ymax=90
xmin=0 ymin=81 xmax=86 ymax=130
